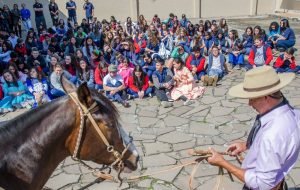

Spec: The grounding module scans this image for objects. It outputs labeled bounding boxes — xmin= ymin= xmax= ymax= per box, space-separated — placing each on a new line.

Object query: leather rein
xmin=68 ymin=92 xmax=131 ymax=183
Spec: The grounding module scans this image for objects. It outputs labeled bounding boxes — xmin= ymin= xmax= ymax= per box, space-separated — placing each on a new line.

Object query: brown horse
xmin=0 ymin=77 xmax=139 ymax=190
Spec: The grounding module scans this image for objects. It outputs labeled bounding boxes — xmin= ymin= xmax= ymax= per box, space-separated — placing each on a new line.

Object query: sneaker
xmin=212 ymin=76 xmax=218 ymax=87
xmin=236 ymin=65 xmax=241 ymax=70
xmin=121 ymin=100 xmax=130 ymax=108
xmin=161 ymin=101 xmax=173 ymax=108
xmin=168 ymin=98 xmax=174 ymax=102
xmin=127 ymin=94 xmax=133 ymax=100
xmin=166 ymin=92 xmax=173 ymax=102
xmin=148 ymin=93 xmax=153 ymax=98
xmin=277 ymin=47 xmax=286 ymax=52
xmin=183 ymin=99 xmax=195 ymax=106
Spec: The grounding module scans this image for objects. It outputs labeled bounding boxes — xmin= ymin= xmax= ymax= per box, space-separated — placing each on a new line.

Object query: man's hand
xmin=207 ymin=147 xmax=226 ymax=167
xmin=226 ymin=142 xmax=247 ymax=156
xmin=110 ymin=90 xmax=116 ymax=95
xmin=138 ymin=91 xmax=144 ymax=99
xmin=163 ymin=83 xmax=170 ymax=89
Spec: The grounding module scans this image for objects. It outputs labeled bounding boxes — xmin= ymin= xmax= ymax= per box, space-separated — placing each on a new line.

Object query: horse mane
xmin=0 ymin=97 xmax=69 ymax=146
xmin=90 ymin=90 xmax=120 ymax=127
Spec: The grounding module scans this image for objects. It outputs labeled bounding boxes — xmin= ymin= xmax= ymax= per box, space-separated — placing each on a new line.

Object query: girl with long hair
xmin=171 ymin=58 xmax=205 ymax=105
xmin=76 ymin=58 xmax=95 ymax=89
xmin=127 ymin=65 xmax=153 ymax=99
xmin=94 ymin=61 xmax=108 ymax=91
xmin=26 ymin=67 xmax=50 ymax=107
xmin=0 ymin=70 xmax=33 ymax=112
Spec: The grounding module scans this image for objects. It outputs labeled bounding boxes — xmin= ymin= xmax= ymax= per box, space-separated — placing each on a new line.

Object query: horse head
xmin=61 ymin=77 xmax=139 ymax=172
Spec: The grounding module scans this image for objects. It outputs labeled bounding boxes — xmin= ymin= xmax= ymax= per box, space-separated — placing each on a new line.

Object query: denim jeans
xmin=105 ymin=81 xmax=125 ymax=103
xmin=22 ymin=19 xmax=32 ymax=31
xmin=276 ymin=40 xmax=295 ymax=50
xmin=208 ymin=69 xmax=223 ymax=77
xmin=229 ymin=53 xmax=244 ymax=66
xmin=127 ymin=87 xmax=153 ymax=98
xmin=275 ymin=66 xmax=300 ymax=73
xmin=69 ymin=15 xmax=77 ymax=23
xmin=95 ymin=84 xmax=103 ymax=90
xmin=35 ymin=16 xmax=47 ymax=30
xmin=193 ymin=71 xmax=206 ymax=80
xmin=50 ymin=88 xmax=65 ymax=98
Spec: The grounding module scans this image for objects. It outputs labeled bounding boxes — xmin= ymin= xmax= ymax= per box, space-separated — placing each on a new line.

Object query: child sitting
xmin=127 ymin=65 xmax=153 ymax=99
xmin=273 ymin=47 xmax=299 ymax=73
xmin=103 ymin=65 xmax=129 ymax=107
xmin=247 ymin=37 xmax=273 ymax=70
xmin=117 ymin=57 xmax=134 ymax=87
xmin=203 ymin=45 xmax=226 ymax=86
xmin=226 ymin=30 xmax=245 ymax=70
xmin=185 ymin=46 xmax=206 ymax=81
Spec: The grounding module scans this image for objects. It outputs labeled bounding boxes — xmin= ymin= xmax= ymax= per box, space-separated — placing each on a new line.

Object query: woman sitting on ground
xmin=5 ymin=63 xmax=27 ymax=83
xmin=26 ymin=67 xmax=51 ymax=107
xmin=76 ymin=58 xmax=95 ymax=89
xmin=117 ymin=57 xmax=134 ymax=87
xmin=63 ymin=54 xmax=77 ymax=76
xmin=94 ymin=61 xmax=109 ymax=91
xmin=0 ymin=70 xmax=33 ymax=112
xmin=171 ymin=58 xmax=205 ymax=106
xmin=273 ymin=19 xmax=296 ymax=51
xmin=127 ymin=65 xmax=153 ymax=99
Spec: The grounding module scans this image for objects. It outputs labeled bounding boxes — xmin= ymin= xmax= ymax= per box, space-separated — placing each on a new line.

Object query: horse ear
xmin=77 ymin=82 xmax=94 ymax=107
xmin=61 ymin=76 xmax=76 ymax=94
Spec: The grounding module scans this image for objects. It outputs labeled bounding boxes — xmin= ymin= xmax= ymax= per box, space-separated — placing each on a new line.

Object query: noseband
xmin=68 ymin=92 xmax=130 ymax=169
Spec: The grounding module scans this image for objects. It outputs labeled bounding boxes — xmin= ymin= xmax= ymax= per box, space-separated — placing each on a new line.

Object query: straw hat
xmin=229 ymin=66 xmax=295 ymax=99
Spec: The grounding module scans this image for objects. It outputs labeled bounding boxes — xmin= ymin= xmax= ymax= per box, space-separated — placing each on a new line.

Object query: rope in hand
xmin=77 ymin=149 xmax=243 ymax=190
xmin=187 ymin=149 xmax=244 ymax=190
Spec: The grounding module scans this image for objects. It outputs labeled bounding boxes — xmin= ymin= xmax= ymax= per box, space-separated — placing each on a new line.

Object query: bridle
xmin=68 ymin=92 xmax=131 ymax=177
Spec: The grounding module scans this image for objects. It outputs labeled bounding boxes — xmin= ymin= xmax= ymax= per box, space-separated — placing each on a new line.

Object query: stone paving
xmin=1 ymin=16 xmax=300 ymax=189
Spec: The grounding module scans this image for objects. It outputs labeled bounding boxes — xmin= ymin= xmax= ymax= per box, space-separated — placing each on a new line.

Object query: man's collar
xmin=259 ymin=100 xmax=288 ymax=125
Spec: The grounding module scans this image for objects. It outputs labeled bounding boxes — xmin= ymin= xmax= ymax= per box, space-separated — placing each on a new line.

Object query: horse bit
xmin=68 ymin=92 xmax=131 ymax=183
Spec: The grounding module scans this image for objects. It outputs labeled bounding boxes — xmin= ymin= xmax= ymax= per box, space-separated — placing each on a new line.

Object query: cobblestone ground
xmin=1 ymin=16 xmax=300 ymax=189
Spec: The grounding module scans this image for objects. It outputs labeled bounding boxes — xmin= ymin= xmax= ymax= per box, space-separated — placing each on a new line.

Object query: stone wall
xmin=0 ymin=0 xmax=295 ymax=30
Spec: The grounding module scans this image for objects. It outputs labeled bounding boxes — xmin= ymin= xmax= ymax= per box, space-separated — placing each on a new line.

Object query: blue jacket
xmin=242 ymin=35 xmax=253 ymax=48
xmin=21 ymin=8 xmax=31 ymax=20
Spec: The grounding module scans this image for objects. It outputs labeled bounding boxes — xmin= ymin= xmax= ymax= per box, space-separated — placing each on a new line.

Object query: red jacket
xmin=94 ymin=67 xmax=108 ymax=85
xmin=15 ymin=44 xmax=27 ymax=56
xmin=185 ymin=54 xmax=205 ymax=73
xmin=128 ymin=75 xmax=149 ymax=92
xmin=134 ymin=38 xmax=147 ymax=54
xmin=274 ymin=55 xmax=296 ymax=70
xmin=248 ymin=45 xmax=273 ymax=66
xmin=0 ymin=85 xmax=3 ymax=100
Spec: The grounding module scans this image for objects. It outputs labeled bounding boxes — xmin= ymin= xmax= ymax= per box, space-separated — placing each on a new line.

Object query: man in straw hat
xmin=207 ymin=66 xmax=300 ymax=189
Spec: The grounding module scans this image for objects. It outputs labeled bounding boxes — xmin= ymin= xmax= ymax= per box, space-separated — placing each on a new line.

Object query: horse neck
xmin=0 ymin=98 xmax=77 ymax=189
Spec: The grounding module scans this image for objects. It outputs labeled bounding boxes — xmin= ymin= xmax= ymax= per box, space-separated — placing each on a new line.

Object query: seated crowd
xmin=0 ymin=2 xmax=298 ymax=112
